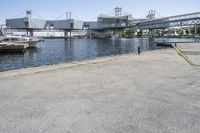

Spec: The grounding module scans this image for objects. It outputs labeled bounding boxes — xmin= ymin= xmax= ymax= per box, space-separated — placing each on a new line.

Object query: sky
xmin=0 ymin=0 xmax=200 ymax=24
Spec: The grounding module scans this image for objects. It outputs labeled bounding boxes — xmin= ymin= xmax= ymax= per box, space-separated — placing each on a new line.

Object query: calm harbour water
xmin=0 ymin=38 xmax=196 ymax=71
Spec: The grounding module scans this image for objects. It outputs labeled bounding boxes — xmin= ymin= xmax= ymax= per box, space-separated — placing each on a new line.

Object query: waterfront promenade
xmin=0 ymin=43 xmax=200 ymax=133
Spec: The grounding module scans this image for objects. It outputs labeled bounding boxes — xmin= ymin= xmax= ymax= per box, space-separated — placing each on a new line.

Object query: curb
xmin=172 ymin=43 xmax=200 ymax=66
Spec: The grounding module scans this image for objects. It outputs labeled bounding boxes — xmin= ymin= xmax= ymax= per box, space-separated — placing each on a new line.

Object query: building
xmin=6 ymin=11 xmax=84 ymax=37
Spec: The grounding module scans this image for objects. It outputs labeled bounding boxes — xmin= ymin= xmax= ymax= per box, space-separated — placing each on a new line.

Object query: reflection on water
xmin=0 ymin=38 xmax=195 ymax=71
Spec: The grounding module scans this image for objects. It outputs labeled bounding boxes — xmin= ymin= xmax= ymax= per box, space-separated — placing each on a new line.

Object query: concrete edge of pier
xmin=0 ymin=52 xmax=139 ymax=79
xmin=172 ymin=42 xmax=200 ymax=66
xmin=172 ymin=44 xmax=194 ymax=65
xmin=1 ymin=42 xmax=200 ymax=79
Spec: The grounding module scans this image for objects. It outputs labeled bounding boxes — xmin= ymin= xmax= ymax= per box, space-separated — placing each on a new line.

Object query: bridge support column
xmin=26 ymin=29 xmax=29 ymax=36
xmin=30 ymin=29 xmax=34 ymax=37
xmin=149 ymin=29 xmax=156 ymax=38
xmin=195 ymin=25 xmax=197 ymax=38
xmin=141 ymin=30 xmax=144 ymax=38
xmin=64 ymin=30 xmax=68 ymax=39
xmin=64 ymin=30 xmax=72 ymax=39
xmin=69 ymin=30 xmax=72 ymax=39
xmin=26 ymin=29 xmax=34 ymax=37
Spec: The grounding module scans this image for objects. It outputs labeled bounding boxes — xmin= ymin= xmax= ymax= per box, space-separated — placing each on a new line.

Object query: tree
xmin=121 ymin=29 xmax=136 ymax=38
xmin=185 ymin=29 xmax=190 ymax=36
xmin=155 ymin=29 xmax=163 ymax=37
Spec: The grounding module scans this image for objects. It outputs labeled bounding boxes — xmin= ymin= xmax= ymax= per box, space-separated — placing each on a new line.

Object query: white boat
xmin=1 ymin=35 xmax=42 ymax=48
xmin=0 ymin=31 xmax=6 ymax=41
xmin=0 ymin=34 xmax=43 ymax=52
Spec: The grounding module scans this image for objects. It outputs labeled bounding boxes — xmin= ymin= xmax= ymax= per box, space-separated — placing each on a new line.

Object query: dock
xmin=0 ymin=43 xmax=28 ymax=53
xmin=0 ymin=43 xmax=200 ymax=132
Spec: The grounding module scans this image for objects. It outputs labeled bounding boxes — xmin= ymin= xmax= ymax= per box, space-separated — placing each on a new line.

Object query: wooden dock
xmin=0 ymin=43 xmax=28 ymax=53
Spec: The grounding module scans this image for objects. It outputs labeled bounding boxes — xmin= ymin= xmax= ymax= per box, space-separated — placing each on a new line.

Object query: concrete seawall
xmin=0 ymin=44 xmax=200 ymax=133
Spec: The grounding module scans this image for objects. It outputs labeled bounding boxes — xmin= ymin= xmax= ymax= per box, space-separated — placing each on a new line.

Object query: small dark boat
xmin=156 ymin=42 xmax=173 ymax=48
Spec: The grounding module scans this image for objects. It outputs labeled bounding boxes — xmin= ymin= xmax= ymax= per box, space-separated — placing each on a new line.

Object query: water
xmin=0 ymin=38 xmax=196 ymax=71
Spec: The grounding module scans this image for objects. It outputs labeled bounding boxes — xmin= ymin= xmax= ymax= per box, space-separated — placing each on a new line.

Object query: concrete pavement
xmin=176 ymin=43 xmax=200 ymax=65
xmin=0 ymin=45 xmax=200 ymax=133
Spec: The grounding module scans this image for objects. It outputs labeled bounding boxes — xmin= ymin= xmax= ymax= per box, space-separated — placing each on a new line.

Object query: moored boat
xmin=1 ymin=35 xmax=42 ymax=48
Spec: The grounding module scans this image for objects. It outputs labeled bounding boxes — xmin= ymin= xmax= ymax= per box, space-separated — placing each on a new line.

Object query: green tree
xmin=156 ymin=29 xmax=163 ymax=37
xmin=124 ymin=29 xmax=136 ymax=38
xmin=121 ymin=29 xmax=137 ymax=38
xmin=185 ymin=29 xmax=190 ymax=36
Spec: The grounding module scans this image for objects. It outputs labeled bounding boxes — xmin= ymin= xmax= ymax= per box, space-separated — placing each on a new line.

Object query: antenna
xmin=69 ymin=12 xmax=72 ymax=19
xmin=146 ymin=10 xmax=156 ymax=19
xmin=26 ymin=10 xmax=32 ymax=18
xmin=115 ymin=7 xmax=122 ymax=16
xmin=66 ymin=12 xmax=72 ymax=19
xmin=66 ymin=12 xmax=68 ymax=20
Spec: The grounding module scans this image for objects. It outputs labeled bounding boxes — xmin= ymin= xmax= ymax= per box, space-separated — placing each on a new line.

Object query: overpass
xmin=134 ymin=12 xmax=200 ymax=29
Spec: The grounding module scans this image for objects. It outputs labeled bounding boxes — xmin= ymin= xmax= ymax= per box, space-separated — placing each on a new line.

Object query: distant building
xmin=83 ymin=21 xmax=98 ymax=30
xmin=6 ymin=10 xmax=84 ymax=31
xmin=6 ymin=18 xmax=84 ymax=30
xmin=97 ymin=15 xmax=133 ymax=29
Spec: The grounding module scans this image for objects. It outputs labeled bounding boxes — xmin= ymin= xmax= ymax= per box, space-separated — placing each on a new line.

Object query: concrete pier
xmin=0 ymin=43 xmax=28 ymax=53
xmin=0 ymin=44 xmax=200 ymax=133
xmin=175 ymin=42 xmax=200 ymax=65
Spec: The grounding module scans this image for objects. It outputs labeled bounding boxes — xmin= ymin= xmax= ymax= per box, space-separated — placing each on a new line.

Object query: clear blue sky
xmin=0 ymin=0 xmax=200 ymax=23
